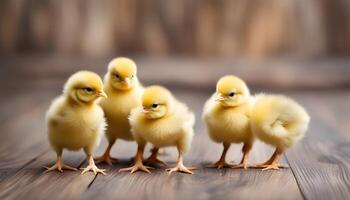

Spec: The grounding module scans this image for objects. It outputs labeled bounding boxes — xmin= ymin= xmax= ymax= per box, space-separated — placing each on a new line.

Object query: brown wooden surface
xmin=0 ymin=58 xmax=350 ymax=200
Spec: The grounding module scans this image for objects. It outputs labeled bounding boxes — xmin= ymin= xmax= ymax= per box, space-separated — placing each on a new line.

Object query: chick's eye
xmin=151 ymin=103 xmax=158 ymax=108
xmin=85 ymin=87 xmax=93 ymax=92
xmin=115 ymin=74 xmax=120 ymax=79
xmin=131 ymin=75 xmax=134 ymax=79
xmin=229 ymin=92 xmax=235 ymax=97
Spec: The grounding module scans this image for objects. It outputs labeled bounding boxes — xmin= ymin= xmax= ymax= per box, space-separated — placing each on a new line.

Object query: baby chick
xmin=203 ymin=75 xmax=254 ymax=169
xmin=95 ymin=57 xmax=144 ymax=165
xmin=45 ymin=71 xmax=107 ymax=175
xmin=251 ymin=94 xmax=310 ymax=170
xmin=120 ymin=86 xmax=195 ymax=174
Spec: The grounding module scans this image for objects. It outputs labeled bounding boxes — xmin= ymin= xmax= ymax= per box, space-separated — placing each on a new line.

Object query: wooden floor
xmin=0 ymin=57 xmax=350 ymax=200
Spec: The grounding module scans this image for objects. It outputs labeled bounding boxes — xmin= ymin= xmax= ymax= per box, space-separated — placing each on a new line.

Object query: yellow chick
xmin=203 ymin=75 xmax=254 ymax=169
xmin=45 ymin=71 xmax=107 ymax=175
xmin=95 ymin=57 xmax=144 ymax=165
xmin=119 ymin=86 xmax=195 ymax=174
xmin=251 ymin=94 xmax=310 ymax=170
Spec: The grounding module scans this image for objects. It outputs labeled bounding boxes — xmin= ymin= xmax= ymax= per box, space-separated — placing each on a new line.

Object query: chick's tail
xmin=251 ymin=95 xmax=310 ymax=148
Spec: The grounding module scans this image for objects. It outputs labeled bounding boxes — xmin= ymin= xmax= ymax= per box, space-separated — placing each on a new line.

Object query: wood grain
xmin=0 ymin=91 xmax=51 ymax=169
xmin=0 ymin=151 xmax=91 ymax=200
xmin=1 ymin=58 xmax=350 ymax=199
xmin=285 ymin=93 xmax=350 ymax=200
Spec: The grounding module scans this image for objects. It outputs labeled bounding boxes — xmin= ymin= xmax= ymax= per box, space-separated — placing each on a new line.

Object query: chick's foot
xmin=94 ymin=154 xmax=118 ymax=166
xmin=231 ymin=144 xmax=253 ymax=169
xmin=166 ymin=163 xmax=195 ymax=174
xmin=44 ymin=162 xmax=77 ymax=173
xmin=80 ymin=163 xmax=106 ymax=175
xmin=262 ymin=163 xmax=280 ymax=170
xmin=253 ymin=148 xmax=287 ymax=171
xmin=230 ymin=162 xmax=251 ymax=169
xmin=207 ymin=160 xmax=235 ymax=169
xmin=119 ymin=163 xmax=154 ymax=174
xmin=254 ymin=163 xmax=288 ymax=171
xmin=144 ymin=156 xmax=168 ymax=166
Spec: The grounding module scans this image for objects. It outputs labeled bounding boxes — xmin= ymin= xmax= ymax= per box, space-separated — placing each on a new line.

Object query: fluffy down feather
xmin=45 ymin=71 xmax=107 ymax=174
xmin=203 ymin=94 xmax=254 ymax=145
xmin=95 ymin=57 xmax=144 ymax=165
xmin=120 ymin=86 xmax=195 ymax=174
xmin=46 ymin=96 xmax=106 ymax=152
xmin=202 ymin=75 xmax=255 ymax=169
xmin=129 ymin=97 xmax=195 ymax=153
xmin=251 ymin=94 xmax=310 ymax=150
xmin=100 ymin=84 xmax=143 ymax=141
xmin=100 ymin=57 xmax=143 ymax=141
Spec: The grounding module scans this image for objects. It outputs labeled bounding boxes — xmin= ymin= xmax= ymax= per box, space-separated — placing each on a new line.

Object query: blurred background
xmin=1 ymin=2 xmax=350 ymax=199
xmin=1 ymin=0 xmax=350 ymax=58
xmin=1 ymin=0 xmax=350 ymax=91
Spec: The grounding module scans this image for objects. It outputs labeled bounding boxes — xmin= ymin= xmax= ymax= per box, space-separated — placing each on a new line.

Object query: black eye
xmin=85 ymin=87 xmax=93 ymax=92
xmin=229 ymin=92 xmax=235 ymax=97
xmin=115 ymin=74 xmax=120 ymax=79
xmin=151 ymin=103 xmax=158 ymax=108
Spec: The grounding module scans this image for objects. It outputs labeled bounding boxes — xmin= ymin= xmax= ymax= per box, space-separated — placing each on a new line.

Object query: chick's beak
xmin=215 ymin=94 xmax=225 ymax=101
xmin=141 ymin=108 xmax=151 ymax=114
xmin=96 ymin=91 xmax=108 ymax=98
xmin=123 ymin=78 xmax=131 ymax=87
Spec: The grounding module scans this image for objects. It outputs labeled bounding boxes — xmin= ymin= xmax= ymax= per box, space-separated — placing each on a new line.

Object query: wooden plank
xmin=0 ymin=94 xmax=51 ymax=169
xmin=285 ymin=92 xmax=350 ymax=200
xmin=86 ymin=141 xmax=302 ymax=200
xmin=0 ymin=151 xmax=92 ymax=200
xmin=85 ymin=90 xmax=302 ymax=200
xmin=0 ymin=89 xmax=48 ymax=125
xmin=314 ymin=91 xmax=350 ymax=140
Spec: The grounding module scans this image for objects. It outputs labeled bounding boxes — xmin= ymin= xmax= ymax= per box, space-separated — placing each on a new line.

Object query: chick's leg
xmin=231 ymin=143 xmax=252 ymax=169
xmin=81 ymin=148 xmax=106 ymax=175
xmin=144 ymin=147 xmax=168 ymax=166
xmin=95 ymin=139 xmax=118 ymax=165
xmin=119 ymin=144 xmax=154 ymax=174
xmin=254 ymin=147 xmax=286 ymax=170
xmin=166 ymin=149 xmax=195 ymax=174
xmin=207 ymin=142 xmax=234 ymax=169
xmin=44 ymin=150 xmax=77 ymax=173
xmin=150 ymin=146 xmax=168 ymax=156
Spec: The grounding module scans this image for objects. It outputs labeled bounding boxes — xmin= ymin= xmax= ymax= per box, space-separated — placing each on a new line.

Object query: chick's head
xmin=216 ymin=75 xmax=250 ymax=107
xmin=64 ymin=71 xmax=107 ymax=104
xmin=107 ymin=57 xmax=137 ymax=90
xmin=141 ymin=86 xmax=173 ymax=119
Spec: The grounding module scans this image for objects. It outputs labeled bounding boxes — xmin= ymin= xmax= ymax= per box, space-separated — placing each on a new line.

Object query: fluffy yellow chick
xmin=203 ymin=75 xmax=254 ymax=169
xmin=251 ymin=94 xmax=310 ymax=170
xmin=119 ymin=86 xmax=195 ymax=174
xmin=45 ymin=71 xmax=107 ymax=175
xmin=94 ymin=57 xmax=145 ymax=165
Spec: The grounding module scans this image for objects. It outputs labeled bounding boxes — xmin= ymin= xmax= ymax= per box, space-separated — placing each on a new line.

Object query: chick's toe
xmin=44 ymin=163 xmax=77 ymax=173
xmin=94 ymin=154 xmax=118 ymax=166
xmin=119 ymin=164 xmax=154 ymax=174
